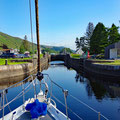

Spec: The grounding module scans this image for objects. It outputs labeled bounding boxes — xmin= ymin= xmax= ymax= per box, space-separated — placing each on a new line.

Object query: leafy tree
xmin=34 ymin=50 xmax=37 ymax=54
xmin=75 ymin=36 xmax=88 ymax=53
xmin=85 ymin=22 xmax=94 ymax=50
xmin=19 ymin=35 xmax=29 ymax=53
xmin=23 ymin=35 xmax=29 ymax=51
xmin=90 ymin=22 xmax=108 ymax=54
xmin=75 ymin=22 xmax=94 ymax=53
xmin=20 ymin=44 xmax=26 ymax=53
xmin=75 ymin=37 xmax=80 ymax=50
xmin=108 ymin=24 xmax=120 ymax=44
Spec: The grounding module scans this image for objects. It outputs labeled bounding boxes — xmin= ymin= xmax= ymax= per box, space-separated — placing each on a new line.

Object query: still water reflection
xmin=0 ymin=61 xmax=120 ymax=120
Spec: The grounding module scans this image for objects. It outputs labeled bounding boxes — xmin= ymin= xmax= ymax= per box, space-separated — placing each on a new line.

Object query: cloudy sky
xmin=0 ymin=0 xmax=120 ymax=50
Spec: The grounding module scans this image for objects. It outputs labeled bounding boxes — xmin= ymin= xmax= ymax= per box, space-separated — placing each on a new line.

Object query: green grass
xmin=0 ymin=54 xmax=43 ymax=65
xmin=90 ymin=59 xmax=110 ymax=61
xmin=70 ymin=54 xmax=81 ymax=59
xmin=0 ymin=59 xmax=28 ymax=65
xmin=95 ymin=60 xmax=120 ymax=65
xmin=40 ymin=54 xmax=43 ymax=58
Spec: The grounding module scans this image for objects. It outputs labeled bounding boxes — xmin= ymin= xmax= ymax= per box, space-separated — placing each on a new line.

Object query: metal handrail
xmin=68 ymin=93 xmax=109 ymax=120
xmin=43 ymin=73 xmax=64 ymax=91
xmin=0 ymin=73 xmax=109 ymax=120
xmin=43 ymin=73 xmax=109 ymax=120
xmin=51 ymin=94 xmax=83 ymax=120
xmin=0 ymin=80 xmax=34 ymax=111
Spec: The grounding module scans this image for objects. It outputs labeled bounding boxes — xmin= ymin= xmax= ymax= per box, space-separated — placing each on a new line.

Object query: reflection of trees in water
xmin=75 ymin=72 xmax=120 ymax=100
xmin=118 ymin=106 xmax=120 ymax=112
xmin=86 ymin=81 xmax=93 ymax=98
xmin=75 ymin=73 xmax=85 ymax=83
xmin=75 ymin=73 xmax=93 ymax=98
xmin=88 ymin=79 xmax=107 ymax=100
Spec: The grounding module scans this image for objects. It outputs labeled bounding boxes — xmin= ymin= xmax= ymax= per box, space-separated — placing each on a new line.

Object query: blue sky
xmin=0 ymin=0 xmax=120 ymax=50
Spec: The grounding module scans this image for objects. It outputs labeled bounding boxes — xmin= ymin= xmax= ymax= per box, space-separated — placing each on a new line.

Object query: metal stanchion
xmin=63 ymin=89 xmax=68 ymax=119
xmin=98 ymin=112 xmax=100 ymax=120
xmin=22 ymin=84 xmax=25 ymax=105
xmin=2 ymin=90 xmax=5 ymax=120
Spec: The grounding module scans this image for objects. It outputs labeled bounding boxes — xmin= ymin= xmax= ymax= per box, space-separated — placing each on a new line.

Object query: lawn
xmin=71 ymin=54 xmax=81 ymax=59
xmin=0 ymin=54 xmax=43 ymax=65
xmin=0 ymin=59 xmax=28 ymax=65
xmin=95 ymin=60 xmax=120 ymax=65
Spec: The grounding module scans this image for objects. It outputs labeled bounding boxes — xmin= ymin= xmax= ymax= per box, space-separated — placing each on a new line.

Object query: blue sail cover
xmin=25 ymin=99 xmax=47 ymax=118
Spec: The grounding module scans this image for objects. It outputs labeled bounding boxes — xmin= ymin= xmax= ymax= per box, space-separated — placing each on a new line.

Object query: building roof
xmin=0 ymin=49 xmax=11 ymax=51
xmin=24 ymin=51 xmax=30 ymax=54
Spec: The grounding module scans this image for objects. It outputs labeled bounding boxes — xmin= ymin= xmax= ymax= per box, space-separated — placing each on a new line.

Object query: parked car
xmin=0 ymin=53 xmax=17 ymax=58
xmin=16 ymin=54 xmax=25 ymax=58
xmin=16 ymin=54 xmax=30 ymax=58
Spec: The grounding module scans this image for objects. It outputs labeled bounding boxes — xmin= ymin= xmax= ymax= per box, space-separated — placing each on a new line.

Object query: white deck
xmin=0 ymin=103 xmax=68 ymax=120
xmin=0 ymin=91 xmax=69 ymax=120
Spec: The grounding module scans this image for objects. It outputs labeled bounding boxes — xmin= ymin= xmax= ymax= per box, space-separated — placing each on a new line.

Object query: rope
xmin=29 ymin=0 xmax=34 ymax=59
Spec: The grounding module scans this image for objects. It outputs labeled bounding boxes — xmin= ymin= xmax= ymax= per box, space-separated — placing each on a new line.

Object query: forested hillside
xmin=0 ymin=32 xmax=67 ymax=53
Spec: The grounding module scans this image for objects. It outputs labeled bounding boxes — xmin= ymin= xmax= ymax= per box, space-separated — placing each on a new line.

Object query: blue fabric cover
xmin=25 ymin=99 xmax=47 ymax=118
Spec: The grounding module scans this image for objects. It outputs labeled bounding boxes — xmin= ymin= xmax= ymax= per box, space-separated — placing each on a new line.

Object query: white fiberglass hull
xmin=0 ymin=103 xmax=69 ymax=120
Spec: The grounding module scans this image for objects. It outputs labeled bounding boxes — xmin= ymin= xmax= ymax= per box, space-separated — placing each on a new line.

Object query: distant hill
xmin=41 ymin=45 xmax=65 ymax=52
xmin=0 ymin=32 xmax=67 ymax=53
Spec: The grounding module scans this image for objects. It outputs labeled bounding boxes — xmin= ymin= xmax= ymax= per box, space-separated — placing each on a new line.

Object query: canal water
xmin=0 ymin=61 xmax=120 ymax=120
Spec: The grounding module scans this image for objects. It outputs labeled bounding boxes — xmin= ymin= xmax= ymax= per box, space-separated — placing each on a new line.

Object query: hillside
xmin=0 ymin=32 xmax=66 ymax=53
xmin=0 ymin=32 xmax=23 ymax=49
xmin=0 ymin=32 xmax=38 ymax=51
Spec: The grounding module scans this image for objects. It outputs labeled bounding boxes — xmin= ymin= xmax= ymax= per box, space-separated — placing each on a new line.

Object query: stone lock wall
xmin=51 ymin=54 xmax=120 ymax=80
xmin=0 ymin=54 xmax=50 ymax=80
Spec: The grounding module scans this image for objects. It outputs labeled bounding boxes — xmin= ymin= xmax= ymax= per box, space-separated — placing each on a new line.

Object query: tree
xmin=20 ymin=35 xmax=29 ymax=53
xmin=90 ymin=22 xmax=108 ymax=54
xmin=75 ymin=22 xmax=94 ymax=53
xmin=85 ymin=22 xmax=94 ymax=50
xmin=20 ymin=44 xmax=25 ymax=53
xmin=23 ymin=35 xmax=29 ymax=51
xmin=75 ymin=36 xmax=88 ymax=53
xmin=108 ymin=24 xmax=120 ymax=44
xmin=75 ymin=37 xmax=80 ymax=50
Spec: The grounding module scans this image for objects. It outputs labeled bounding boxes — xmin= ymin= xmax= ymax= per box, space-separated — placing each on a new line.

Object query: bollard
xmin=5 ymin=60 xmax=7 ymax=65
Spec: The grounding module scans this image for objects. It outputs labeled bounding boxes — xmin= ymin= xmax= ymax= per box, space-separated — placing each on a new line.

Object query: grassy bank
xmin=0 ymin=54 xmax=43 ymax=65
xmin=0 ymin=59 xmax=28 ymax=65
xmin=71 ymin=54 xmax=81 ymax=59
xmin=95 ymin=60 xmax=120 ymax=65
